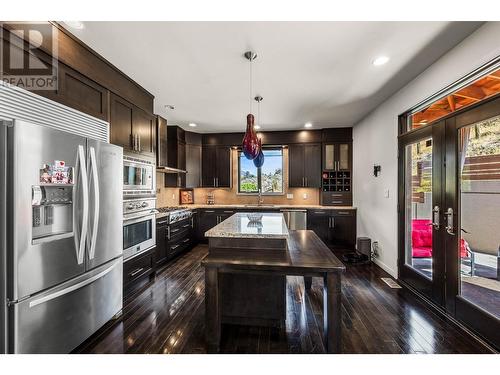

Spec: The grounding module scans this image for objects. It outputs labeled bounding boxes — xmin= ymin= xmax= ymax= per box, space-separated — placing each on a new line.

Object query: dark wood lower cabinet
xmin=307 ymin=209 xmax=356 ymax=250
xmin=123 ymin=249 xmax=155 ymax=290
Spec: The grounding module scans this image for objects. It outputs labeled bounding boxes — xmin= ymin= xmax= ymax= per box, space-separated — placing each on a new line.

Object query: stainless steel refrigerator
xmin=0 ymin=119 xmax=123 ymax=353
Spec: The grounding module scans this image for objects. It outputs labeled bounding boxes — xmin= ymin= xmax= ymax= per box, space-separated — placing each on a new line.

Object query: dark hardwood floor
xmin=75 ymin=245 xmax=492 ymax=354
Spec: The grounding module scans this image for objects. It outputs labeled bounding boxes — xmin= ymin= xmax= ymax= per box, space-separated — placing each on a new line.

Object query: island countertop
xmin=204 ymin=212 xmax=289 ymax=239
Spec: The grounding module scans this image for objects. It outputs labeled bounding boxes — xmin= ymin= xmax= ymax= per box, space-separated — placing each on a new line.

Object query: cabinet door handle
xmin=129 ymin=268 xmax=144 ymax=278
xmin=182 ymin=224 xmax=190 ymax=228
xmin=314 ymin=211 xmax=326 ymax=214
xmin=171 ymin=244 xmax=180 ymax=251
xmin=138 ymin=134 xmax=141 ymax=152
xmin=182 ymin=238 xmax=190 ymax=244
xmin=305 ymin=177 xmax=308 ymax=187
xmin=330 ymin=217 xmax=335 ymax=228
xmin=205 ymin=210 xmax=215 ymax=213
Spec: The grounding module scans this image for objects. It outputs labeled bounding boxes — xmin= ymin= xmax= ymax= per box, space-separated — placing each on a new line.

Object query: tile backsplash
xmin=156 ymin=148 xmax=320 ymax=207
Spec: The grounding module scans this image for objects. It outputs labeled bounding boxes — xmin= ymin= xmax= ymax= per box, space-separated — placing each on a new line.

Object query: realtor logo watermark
xmin=0 ymin=22 xmax=58 ymax=90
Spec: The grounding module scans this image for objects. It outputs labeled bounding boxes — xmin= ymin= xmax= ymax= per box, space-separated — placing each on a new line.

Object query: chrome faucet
xmin=257 ymin=188 xmax=264 ymax=206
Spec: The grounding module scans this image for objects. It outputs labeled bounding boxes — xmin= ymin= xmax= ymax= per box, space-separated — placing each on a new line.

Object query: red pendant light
xmin=242 ymin=51 xmax=261 ymax=160
xmin=242 ymin=114 xmax=260 ymax=159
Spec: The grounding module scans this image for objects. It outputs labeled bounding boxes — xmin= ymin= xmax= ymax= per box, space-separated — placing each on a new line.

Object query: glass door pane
xmin=339 ymin=143 xmax=349 ymax=170
xmin=404 ymin=137 xmax=434 ymax=279
xmin=324 ymin=144 xmax=335 ymax=170
xmin=458 ymin=116 xmax=500 ymax=319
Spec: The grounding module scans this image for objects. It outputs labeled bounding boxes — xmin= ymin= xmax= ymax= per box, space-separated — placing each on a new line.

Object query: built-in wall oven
xmin=123 ymin=152 xmax=156 ymax=198
xmin=122 ymin=151 xmax=157 ymax=260
xmin=123 ymin=198 xmax=157 ymax=260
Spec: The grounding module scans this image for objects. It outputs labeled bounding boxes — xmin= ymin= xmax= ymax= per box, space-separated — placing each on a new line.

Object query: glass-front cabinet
xmin=323 ymin=142 xmax=351 ymax=171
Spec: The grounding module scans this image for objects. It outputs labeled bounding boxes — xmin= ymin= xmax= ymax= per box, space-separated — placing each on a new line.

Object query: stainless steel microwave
xmin=123 ymin=152 xmax=156 ymax=198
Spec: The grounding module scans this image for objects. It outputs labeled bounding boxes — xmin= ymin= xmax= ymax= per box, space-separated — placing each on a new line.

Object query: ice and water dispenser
xmin=31 ymin=160 xmax=74 ymax=244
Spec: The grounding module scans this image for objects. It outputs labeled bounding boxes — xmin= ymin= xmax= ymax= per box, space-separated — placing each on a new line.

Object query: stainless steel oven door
xmin=123 ymin=211 xmax=156 ymax=260
xmin=123 ymin=158 xmax=155 ymax=195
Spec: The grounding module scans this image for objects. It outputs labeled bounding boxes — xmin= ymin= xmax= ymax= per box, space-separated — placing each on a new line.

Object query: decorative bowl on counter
xmin=247 ymin=213 xmax=263 ymax=222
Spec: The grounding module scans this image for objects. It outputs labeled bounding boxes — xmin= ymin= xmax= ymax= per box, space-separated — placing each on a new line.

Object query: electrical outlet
xmin=302 ymin=193 xmax=308 ymax=200
xmin=172 ymin=194 xmax=175 ymax=200
xmin=384 ymin=189 xmax=390 ymax=198
xmin=287 ymin=193 xmax=293 ymax=199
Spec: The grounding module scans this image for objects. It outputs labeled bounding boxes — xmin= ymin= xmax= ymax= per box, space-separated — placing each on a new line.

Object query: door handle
xmin=88 ymin=146 xmax=100 ymax=260
xmin=29 ymin=260 xmax=117 ymax=308
xmin=129 ymin=268 xmax=144 ymax=278
xmin=330 ymin=217 xmax=335 ymax=228
xmin=431 ymin=206 xmax=440 ymax=230
xmin=74 ymin=145 xmax=88 ymax=265
xmin=445 ymin=208 xmax=455 ymax=235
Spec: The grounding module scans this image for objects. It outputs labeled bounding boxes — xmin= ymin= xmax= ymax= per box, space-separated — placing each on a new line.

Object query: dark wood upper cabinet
xmin=165 ymin=126 xmax=187 ymax=187
xmin=110 ymin=93 xmax=133 ymax=149
xmin=185 ymin=131 xmax=202 ymax=188
xmin=57 ymin=64 xmax=109 ymax=121
xmin=156 ymin=116 xmax=168 ymax=167
xmin=288 ymin=143 xmax=321 ymax=188
xmin=202 ymin=146 xmax=217 ymax=187
xmin=201 ymin=146 xmax=231 ymax=188
xmin=216 ymin=146 xmax=231 ymax=188
xmin=109 ymin=93 xmax=155 ymax=153
xmin=304 ymin=143 xmax=322 ymax=188
xmin=288 ymin=144 xmax=305 ymax=188
xmin=323 ymin=142 xmax=352 ymax=172
xmin=133 ymin=107 xmax=155 ymax=154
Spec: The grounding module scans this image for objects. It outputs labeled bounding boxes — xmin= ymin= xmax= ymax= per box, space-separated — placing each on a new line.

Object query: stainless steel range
xmin=156 ymin=206 xmax=193 ymax=224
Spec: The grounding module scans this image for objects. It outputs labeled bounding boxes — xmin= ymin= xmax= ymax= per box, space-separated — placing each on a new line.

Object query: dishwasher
xmin=280 ymin=209 xmax=307 ymax=230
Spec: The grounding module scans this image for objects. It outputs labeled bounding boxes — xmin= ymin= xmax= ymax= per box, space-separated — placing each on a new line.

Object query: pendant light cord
xmin=249 ymin=58 xmax=253 ymax=114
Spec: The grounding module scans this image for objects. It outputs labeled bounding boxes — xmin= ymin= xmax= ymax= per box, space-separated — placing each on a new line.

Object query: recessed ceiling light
xmin=188 ymin=123 xmax=197 ymax=127
xmin=64 ymin=21 xmax=85 ymax=30
xmin=373 ymin=56 xmax=390 ymax=66
xmin=304 ymin=122 xmax=312 ymax=128
xmin=254 ymin=125 xmax=261 ymax=130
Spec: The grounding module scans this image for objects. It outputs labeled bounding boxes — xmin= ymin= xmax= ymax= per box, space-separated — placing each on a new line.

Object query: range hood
xmin=156 ymin=165 xmax=187 ymax=174
xmin=156 ymin=118 xmax=187 ymax=174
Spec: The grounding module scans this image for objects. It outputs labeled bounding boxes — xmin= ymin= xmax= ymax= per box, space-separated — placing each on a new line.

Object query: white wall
xmin=353 ymin=22 xmax=500 ymax=277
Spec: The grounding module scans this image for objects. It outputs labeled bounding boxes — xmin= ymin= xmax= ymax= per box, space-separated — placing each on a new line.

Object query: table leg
xmin=304 ymin=276 xmax=312 ymax=290
xmin=205 ymin=266 xmax=221 ymax=353
xmin=323 ymin=272 xmax=341 ymax=353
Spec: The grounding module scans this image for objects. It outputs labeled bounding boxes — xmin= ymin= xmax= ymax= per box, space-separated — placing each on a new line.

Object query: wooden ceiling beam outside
xmin=412 ymin=68 xmax=500 ymax=129
xmin=447 ymin=95 xmax=456 ymax=111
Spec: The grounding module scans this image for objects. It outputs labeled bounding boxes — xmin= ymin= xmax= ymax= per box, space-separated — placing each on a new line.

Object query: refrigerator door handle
xmin=28 ymin=260 xmax=117 ymax=308
xmin=88 ymin=146 xmax=100 ymax=260
xmin=75 ymin=145 xmax=89 ymax=265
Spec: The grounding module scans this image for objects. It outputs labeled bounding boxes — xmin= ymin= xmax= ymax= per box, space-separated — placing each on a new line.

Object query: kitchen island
xmin=202 ymin=212 xmax=345 ymax=353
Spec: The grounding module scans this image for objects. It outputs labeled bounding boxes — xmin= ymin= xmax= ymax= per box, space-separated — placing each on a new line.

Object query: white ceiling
xmin=68 ymin=21 xmax=483 ymax=133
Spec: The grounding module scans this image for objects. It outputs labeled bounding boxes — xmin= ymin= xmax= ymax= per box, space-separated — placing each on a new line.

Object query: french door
xmin=399 ymin=96 xmax=500 ymax=348
xmin=398 ymin=122 xmax=446 ymax=306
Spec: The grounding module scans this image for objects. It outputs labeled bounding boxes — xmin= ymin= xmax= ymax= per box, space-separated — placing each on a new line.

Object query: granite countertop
xmin=187 ymin=204 xmax=356 ymax=210
xmin=204 ymin=212 xmax=289 ymax=239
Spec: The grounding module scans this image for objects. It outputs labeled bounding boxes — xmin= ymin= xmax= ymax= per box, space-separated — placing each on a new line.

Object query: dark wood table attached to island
xmin=201 ymin=212 xmax=345 ymax=353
